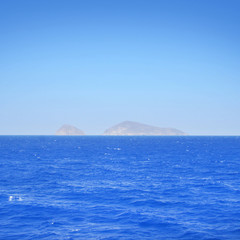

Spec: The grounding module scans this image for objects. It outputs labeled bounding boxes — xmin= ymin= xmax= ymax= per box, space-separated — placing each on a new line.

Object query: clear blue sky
xmin=1 ymin=0 xmax=239 ymax=135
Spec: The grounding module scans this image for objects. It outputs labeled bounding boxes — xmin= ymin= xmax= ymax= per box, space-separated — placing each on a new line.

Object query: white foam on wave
xmin=8 ymin=195 xmax=23 ymax=202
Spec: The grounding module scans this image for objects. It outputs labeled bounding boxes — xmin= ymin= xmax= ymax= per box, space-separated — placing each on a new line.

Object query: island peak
xmin=56 ymin=124 xmax=85 ymax=135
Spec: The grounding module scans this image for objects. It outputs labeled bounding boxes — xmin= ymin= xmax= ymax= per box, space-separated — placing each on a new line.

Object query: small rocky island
xmin=103 ymin=121 xmax=186 ymax=136
xmin=56 ymin=124 xmax=85 ymax=135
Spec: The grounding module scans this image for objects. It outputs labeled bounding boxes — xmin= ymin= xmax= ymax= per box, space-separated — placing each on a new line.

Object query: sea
xmin=0 ymin=136 xmax=240 ymax=240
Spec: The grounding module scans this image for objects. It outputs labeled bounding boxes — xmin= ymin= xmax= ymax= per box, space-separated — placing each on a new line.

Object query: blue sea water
xmin=0 ymin=136 xmax=240 ymax=240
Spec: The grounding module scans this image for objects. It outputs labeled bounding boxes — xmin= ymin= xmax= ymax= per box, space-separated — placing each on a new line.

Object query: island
xmin=103 ymin=121 xmax=186 ymax=136
xmin=55 ymin=124 xmax=85 ymax=135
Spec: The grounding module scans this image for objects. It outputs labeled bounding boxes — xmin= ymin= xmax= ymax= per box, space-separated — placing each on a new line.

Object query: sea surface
xmin=0 ymin=136 xmax=240 ymax=240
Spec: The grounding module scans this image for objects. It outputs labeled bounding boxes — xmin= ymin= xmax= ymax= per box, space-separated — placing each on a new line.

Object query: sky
xmin=0 ymin=0 xmax=240 ymax=135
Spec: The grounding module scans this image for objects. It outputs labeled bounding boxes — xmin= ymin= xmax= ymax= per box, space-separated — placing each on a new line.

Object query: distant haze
xmin=1 ymin=0 xmax=240 ymax=135
xmin=55 ymin=121 xmax=186 ymax=136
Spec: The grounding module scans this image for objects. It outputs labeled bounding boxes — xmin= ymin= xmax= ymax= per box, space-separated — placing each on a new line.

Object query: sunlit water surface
xmin=0 ymin=136 xmax=240 ymax=239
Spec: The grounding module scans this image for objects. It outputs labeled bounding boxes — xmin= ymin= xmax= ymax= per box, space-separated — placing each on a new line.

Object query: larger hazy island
xmin=103 ymin=121 xmax=186 ymax=135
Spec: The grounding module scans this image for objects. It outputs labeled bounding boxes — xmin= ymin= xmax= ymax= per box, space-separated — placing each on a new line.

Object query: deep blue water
xmin=0 ymin=136 xmax=240 ymax=240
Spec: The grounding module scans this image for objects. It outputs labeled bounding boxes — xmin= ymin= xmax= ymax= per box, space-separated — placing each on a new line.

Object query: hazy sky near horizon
xmin=1 ymin=0 xmax=240 ymax=135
